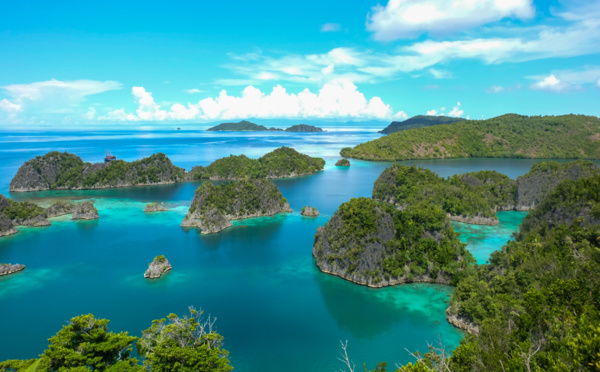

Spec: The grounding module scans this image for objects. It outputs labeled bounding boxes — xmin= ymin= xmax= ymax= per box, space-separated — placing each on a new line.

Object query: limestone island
xmin=190 ymin=146 xmax=325 ymax=180
xmin=0 ymin=263 xmax=25 ymax=276
xmin=144 ymin=202 xmax=168 ymax=212
xmin=181 ymin=179 xmax=292 ymax=234
xmin=373 ymin=160 xmax=599 ymax=225
xmin=301 ymin=206 xmax=319 ymax=216
xmin=144 ymin=255 xmax=172 ymax=279
xmin=313 ymin=197 xmax=473 ymax=287
xmin=335 ymin=159 xmax=350 ymax=167
xmin=342 ymin=114 xmax=600 ymax=161
xmin=378 ymin=115 xmax=465 ymax=135
xmin=206 ymin=120 xmax=325 ymax=132
xmin=0 ymin=197 xmax=101 ymax=237
xmin=10 ymin=152 xmax=187 ymax=192
xmin=284 ymin=124 xmax=324 ymax=132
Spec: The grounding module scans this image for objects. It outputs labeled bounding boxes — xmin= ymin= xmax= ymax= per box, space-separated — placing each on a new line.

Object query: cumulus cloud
xmin=366 ymin=0 xmax=535 ymax=40
xmin=529 ymin=74 xmax=567 ymax=91
xmin=102 ymin=80 xmax=405 ymax=122
xmin=321 ymin=23 xmax=342 ymax=32
xmin=426 ymin=109 xmax=438 ymax=116
xmin=528 ymin=67 xmax=600 ymax=92
xmin=83 ymin=107 xmax=97 ymax=120
xmin=448 ymin=102 xmax=464 ymax=117
xmin=0 ymin=79 xmax=121 ymax=120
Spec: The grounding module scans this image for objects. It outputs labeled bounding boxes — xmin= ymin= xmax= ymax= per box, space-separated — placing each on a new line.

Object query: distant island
xmin=341 ymin=114 xmax=600 ymax=161
xmin=206 ymin=120 xmax=324 ymax=132
xmin=10 ymin=152 xmax=187 ymax=192
xmin=373 ymin=160 xmax=598 ymax=225
xmin=313 ymin=197 xmax=473 ymax=287
xmin=191 ymin=146 xmax=325 ymax=180
xmin=378 ymin=115 xmax=465 ymax=135
xmin=181 ymin=179 xmax=292 ymax=234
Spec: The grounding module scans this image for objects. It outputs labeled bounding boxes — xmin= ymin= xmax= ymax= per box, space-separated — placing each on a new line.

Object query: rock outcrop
xmin=301 ymin=206 xmax=319 ymax=216
xmin=144 ymin=256 xmax=172 ymax=279
xmin=46 ymin=201 xmax=77 ymax=217
xmin=72 ymin=202 xmax=99 ymax=220
xmin=335 ymin=159 xmax=350 ymax=166
xmin=182 ymin=179 xmax=292 ymax=234
xmin=10 ymin=152 xmax=187 ymax=192
xmin=0 ymin=263 xmax=25 ymax=276
xmin=0 ymin=215 xmax=17 ymax=237
xmin=447 ymin=214 xmax=499 ymax=226
xmin=313 ymin=197 xmax=472 ymax=287
xmin=144 ymin=203 xmax=168 ymax=212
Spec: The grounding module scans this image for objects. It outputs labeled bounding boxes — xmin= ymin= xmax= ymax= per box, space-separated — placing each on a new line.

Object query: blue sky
xmin=0 ymin=0 xmax=599 ymax=127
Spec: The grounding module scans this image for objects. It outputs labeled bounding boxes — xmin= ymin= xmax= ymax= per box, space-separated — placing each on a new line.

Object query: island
xmin=341 ymin=114 xmax=600 ymax=161
xmin=206 ymin=120 xmax=325 ymax=132
xmin=144 ymin=202 xmax=168 ymax=212
xmin=0 ymin=263 xmax=25 ymax=276
xmin=181 ymin=179 xmax=292 ymax=234
xmin=378 ymin=115 xmax=465 ymax=135
xmin=10 ymin=152 xmax=187 ymax=192
xmin=313 ymin=198 xmax=473 ymax=287
xmin=335 ymin=159 xmax=350 ymax=166
xmin=300 ymin=206 xmax=319 ymax=216
xmin=206 ymin=120 xmax=282 ymax=131
xmin=144 ymin=255 xmax=172 ymax=279
xmin=372 ymin=160 xmax=599 ymax=225
xmin=284 ymin=124 xmax=324 ymax=132
xmin=71 ymin=202 xmax=99 ymax=220
xmin=190 ymin=146 xmax=325 ymax=180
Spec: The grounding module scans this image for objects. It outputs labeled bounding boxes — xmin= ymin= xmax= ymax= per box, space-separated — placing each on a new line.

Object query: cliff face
xmin=515 ymin=160 xmax=599 ymax=210
xmin=46 ymin=201 xmax=77 ymax=217
xmin=144 ymin=256 xmax=172 ymax=279
xmin=10 ymin=152 xmax=187 ymax=192
xmin=313 ymin=198 xmax=472 ymax=287
xmin=71 ymin=202 xmax=99 ymax=220
xmin=182 ymin=179 xmax=292 ymax=234
xmin=301 ymin=206 xmax=319 ymax=216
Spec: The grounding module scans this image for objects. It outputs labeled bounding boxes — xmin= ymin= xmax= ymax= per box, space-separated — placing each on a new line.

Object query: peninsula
xmin=10 ymin=152 xmax=186 ymax=192
xmin=181 ymin=179 xmax=292 ymax=234
xmin=190 ymin=146 xmax=325 ymax=180
xmin=341 ymin=114 xmax=600 ymax=161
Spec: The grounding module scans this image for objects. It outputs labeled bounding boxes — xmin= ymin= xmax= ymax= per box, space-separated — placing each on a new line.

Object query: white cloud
xmin=530 ymin=74 xmax=566 ymax=91
xmin=320 ymin=23 xmax=341 ymax=32
xmin=429 ymin=68 xmax=451 ymax=79
xmin=83 ymin=107 xmax=97 ymax=119
xmin=103 ymin=80 xmax=404 ymax=122
xmin=394 ymin=111 xmax=408 ymax=120
xmin=427 ymin=109 xmax=437 ymax=116
xmin=448 ymin=102 xmax=464 ymax=117
xmin=366 ymin=0 xmax=535 ymax=40
xmin=487 ymin=85 xmax=505 ymax=93
xmin=185 ymin=88 xmax=203 ymax=94
xmin=0 ymin=79 xmax=121 ymax=120
xmin=528 ymin=67 xmax=600 ymax=92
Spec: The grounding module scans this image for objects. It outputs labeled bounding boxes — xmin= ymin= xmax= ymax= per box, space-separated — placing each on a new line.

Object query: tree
xmin=136 ymin=307 xmax=233 ymax=372
xmin=38 ymin=314 xmax=141 ymax=371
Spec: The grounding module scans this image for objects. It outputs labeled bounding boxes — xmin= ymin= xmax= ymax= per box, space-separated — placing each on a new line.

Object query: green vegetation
xmin=206 ymin=120 xmax=279 ymax=131
xmin=153 ymin=255 xmax=167 ymax=263
xmin=379 ymin=115 xmax=465 ymax=135
xmin=372 ymin=165 xmax=515 ymax=221
xmin=0 ymin=310 xmax=232 ymax=372
xmin=336 ymin=158 xmax=351 ymax=166
xmin=284 ymin=124 xmax=324 ymax=132
xmin=313 ymin=197 xmax=474 ymax=285
xmin=2 ymin=199 xmax=45 ymax=221
xmin=191 ymin=146 xmax=325 ymax=180
xmin=342 ymin=114 xmax=600 ymax=161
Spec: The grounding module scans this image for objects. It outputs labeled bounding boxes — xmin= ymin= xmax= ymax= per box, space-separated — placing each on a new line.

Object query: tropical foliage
xmin=379 ymin=115 xmax=465 ymax=135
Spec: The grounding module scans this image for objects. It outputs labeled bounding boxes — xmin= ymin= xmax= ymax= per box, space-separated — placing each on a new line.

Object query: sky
xmin=0 ymin=0 xmax=599 ymax=127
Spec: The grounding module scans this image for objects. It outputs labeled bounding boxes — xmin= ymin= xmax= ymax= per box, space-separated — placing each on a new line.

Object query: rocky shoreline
xmin=0 ymin=263 xmax=25 ymax=276
xmin=447 ymin=214 xmax=499 ymax=226
xmin=144 ymin=203 xmax=168 ymax=212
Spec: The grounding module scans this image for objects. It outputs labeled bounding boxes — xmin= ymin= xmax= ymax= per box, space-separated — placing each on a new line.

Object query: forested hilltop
xmin=10 ymin=152 xmax=186 ymax=192
xmin=378 ymin=115 xmax=465 ymax=135
xmin=341 ymin=114 xmax=600 ymax=161
xmin=191 ymin=146 xmax=325 ymax=180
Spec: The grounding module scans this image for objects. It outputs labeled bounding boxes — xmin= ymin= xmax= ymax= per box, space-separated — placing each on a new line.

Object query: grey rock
xmin=144 ymin=256 xmax=172 ymax=279
xmin=144 ymin=203 xmax=168 ymax=212
xmin=46 ymin=201 xmax=77 ymax=217
xmin=0 ymin=263 xmax=25 ymax=276
xmin=72 ymin=201 xmax=99 ymax=220
xmin=301 ymin=206 xmax=320 ymax=216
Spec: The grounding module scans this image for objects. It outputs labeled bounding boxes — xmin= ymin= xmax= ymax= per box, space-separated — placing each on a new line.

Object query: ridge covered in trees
xmin=378 ymin=115 xmax=465 ymax=135
xmin=341 ymin=114 xmax=600 ymax=161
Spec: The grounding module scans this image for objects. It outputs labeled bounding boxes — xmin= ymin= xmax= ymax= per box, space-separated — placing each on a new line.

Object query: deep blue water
xmin=0 ymin=128 xmax=581 ymax=371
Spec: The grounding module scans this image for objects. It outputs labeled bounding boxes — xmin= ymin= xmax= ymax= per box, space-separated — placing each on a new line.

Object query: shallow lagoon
xmin=0 ymin=128 xmax=574 ymax=371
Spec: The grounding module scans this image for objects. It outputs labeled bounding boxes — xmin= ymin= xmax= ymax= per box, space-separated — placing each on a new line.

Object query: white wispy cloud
xmin=0 ymin=79 xmax=121 ymax=120
xmin=102 ymin=80 xmax=405 ymax=122
xmin=487 ymin=85 xmax=505 ymax=93
xmin=321 ymin=23 xmax=341 ymax=32
xmin=528 ymin=66 xmax=600 ymax=92
xmin=366 ymin=0 xmax=535 ymax=40
xmin=185 ymin=88 xmax=203 ymax=94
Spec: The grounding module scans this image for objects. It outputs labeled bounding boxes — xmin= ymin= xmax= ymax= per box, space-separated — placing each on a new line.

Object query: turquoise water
xmin=0 ymin=129 xmax=561 ymax=371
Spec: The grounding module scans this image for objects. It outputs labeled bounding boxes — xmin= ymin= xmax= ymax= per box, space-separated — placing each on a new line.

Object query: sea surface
xmin=0 ymin=127 xmax=575 ymax=371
